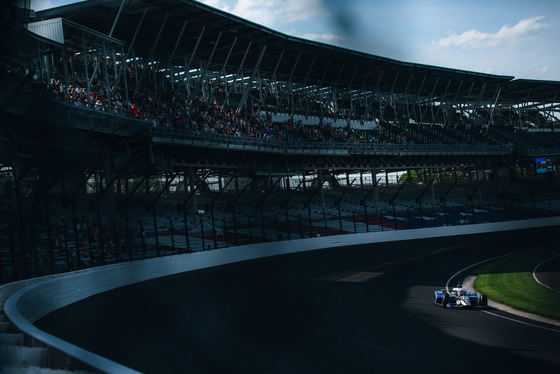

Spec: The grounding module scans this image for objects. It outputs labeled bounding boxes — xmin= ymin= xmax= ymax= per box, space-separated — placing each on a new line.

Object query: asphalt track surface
xmin=535 ymin=254 xmax=560 ymax=292
xmin=36 ymin=227 xmax=560 ymax=374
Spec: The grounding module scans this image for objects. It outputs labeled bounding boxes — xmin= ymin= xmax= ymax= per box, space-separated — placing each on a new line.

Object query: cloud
xmin=534 ymin=64 xmax=549 ymax=76
xmin=199 ymin=0 xmax=325 ymax=27
xmin=199 ymin=0 xmax=227 ymax=9
xmin=30 ymin=1 xmax=57 ymax=11
xmin=301 ymin=32 xmax=343 ymax=45
xmin=31 ymin=0 xmax=90 ymax=11
xmin=433 ymin=16 xmax=550 ymax=49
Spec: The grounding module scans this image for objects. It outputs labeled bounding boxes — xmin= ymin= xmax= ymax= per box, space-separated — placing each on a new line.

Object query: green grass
xmin=472 ymin=244 xmax=560 ymax=321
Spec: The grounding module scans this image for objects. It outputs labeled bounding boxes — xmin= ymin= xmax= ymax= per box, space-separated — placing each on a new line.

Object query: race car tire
xmin=442 ymin=293 xmax=450 ymax=308
xmin=434 ymin=292 xmax=443 ymax=305
xmin=479 ymin=294 xmax=488 ymax=309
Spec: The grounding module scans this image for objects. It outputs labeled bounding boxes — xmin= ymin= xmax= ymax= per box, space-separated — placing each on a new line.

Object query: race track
xmin=36 ymin=227 xmax=560 ymax=373
xmin=535 ymin=253 xmax=560 ymax=292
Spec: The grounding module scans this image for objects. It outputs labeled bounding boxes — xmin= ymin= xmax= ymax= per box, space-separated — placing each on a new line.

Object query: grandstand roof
xmin=499 ymin=79 xmax=560 ymax=103
xmin=35 ymin=0 xmax=558 ymax=103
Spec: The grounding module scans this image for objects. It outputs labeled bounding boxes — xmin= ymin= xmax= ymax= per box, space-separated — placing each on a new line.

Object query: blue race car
xmin=434 ymin=282 xmax=488 ymax=309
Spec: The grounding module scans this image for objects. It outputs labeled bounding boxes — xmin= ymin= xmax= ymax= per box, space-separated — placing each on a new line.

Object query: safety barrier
xmin=150 ymin=127 xmax=512 ymax=155
xmin=5 ymin=217 xmax=560 ymax=372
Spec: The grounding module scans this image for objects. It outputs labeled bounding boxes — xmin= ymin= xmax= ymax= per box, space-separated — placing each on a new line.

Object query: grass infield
xmin=472 ymin=244 xmax=560 ymax=321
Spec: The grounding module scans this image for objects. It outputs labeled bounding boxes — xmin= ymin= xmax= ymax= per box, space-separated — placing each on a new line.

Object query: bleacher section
xmin=1 ymin=174 xmax=558 ymax=284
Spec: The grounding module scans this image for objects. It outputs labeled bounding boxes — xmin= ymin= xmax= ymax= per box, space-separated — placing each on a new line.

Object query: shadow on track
xmin=36 ymin=227 xmax=560 ymax=373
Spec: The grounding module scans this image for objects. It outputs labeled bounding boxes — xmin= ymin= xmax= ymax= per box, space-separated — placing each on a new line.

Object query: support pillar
xmin=476 ymin=167 xmax=482 ymax=204
xmin=318 ymin=170 xmax=326 ymax=227
xmin=429 ymin=169 xmax=436 ymax=208
xmin=372 ymin=167 xmax=379 ymax=216
xmin=189 ymin=167 xmax=199 ymax=226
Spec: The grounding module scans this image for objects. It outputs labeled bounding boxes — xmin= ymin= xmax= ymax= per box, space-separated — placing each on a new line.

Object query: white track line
xmin=446 ymin=250 xmax=560 ymax=333
xmin=533 ymin=253 xmax=560 ymax=294
xmin=482 ymin=310 xmax=560 ymax=333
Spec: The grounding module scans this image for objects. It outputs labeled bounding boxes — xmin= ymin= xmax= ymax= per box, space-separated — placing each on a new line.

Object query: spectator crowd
xmin=2 ymin=56 xmax=411 ymax=146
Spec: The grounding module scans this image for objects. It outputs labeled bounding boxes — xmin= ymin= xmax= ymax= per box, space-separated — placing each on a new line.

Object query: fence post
xmin=139 ymin=221 xmax=146 ymax=259
xmin=170 ymin=218 xmax=175 ymax=255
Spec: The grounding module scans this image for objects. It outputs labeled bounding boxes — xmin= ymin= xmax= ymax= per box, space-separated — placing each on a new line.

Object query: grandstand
xmin=0 ymin=0 xmax=559 ymax=283
xmin=0 ymin=0 xmax=559 ymax=371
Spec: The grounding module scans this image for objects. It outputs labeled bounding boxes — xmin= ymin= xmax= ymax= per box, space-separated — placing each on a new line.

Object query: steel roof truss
xmin=426 ymin=76 xmax=440 ymax=125
xmin=81 ymin=32 xmax=91 ymax=96
xmin=374 ymin=70 xmax=384 ymax=93
xmin=217 ymin=36 xmax=237 ymax=90
xmin=381 ymin=71 xmax=399 ymax=122
xmin=281 ymin=52 xmax=300 ymax=111
xmin=346 ymin=64 xmax=359 ymax=117
xmin=134 ymin=14 xmax=169 ymax=94
xmin=460 ymin=81 xmax=475 ymax=127
xmin=261 ymin=49 xmax=284 ymax=107
xmin=413 ymin=75 xmax=426 ymax=125
xmin=199 ymin=31 xmax=222 ymax=99
xmin=367 ymin=70 xmax=385 ymax=121
xmin=224 ymin=40 xmax=252 ymax=106
xmin=299 ymin=55 xmax=316 ymax=115
xmin=434 ymin=78 xmax=452 ymax=127
xmin=522 ymin=88 xmax=532 ymax=129
xmin=360 ymin=67 xmax=371 ymax=119
xmin=108 ymin=0 xmax=127 ymax=38
xmin=184 ymin=25 xmax=205 ymax=95
xmin=316 ymin=60 xmax=331 ymax=99
xmin=168 ymin=18 xmax=188 ymax=90
xmin=450 ymin=79 xmax=464 ymax=128
xmin=237 ymin=45 xmax=266 ymax=112
xmin=331 ymin=62 xmax=345 ymax=115
xmin=546 ymin=90 xmax=559 ymax=129
xmin=401 ymin=73 xmax=414 ymax=125
xmin=486 ymin=85 xmax=502 ymax=132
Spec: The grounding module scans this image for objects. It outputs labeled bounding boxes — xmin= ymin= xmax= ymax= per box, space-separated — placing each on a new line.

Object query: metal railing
xmin=150 ymin=127 xmax=513 ymax=155
xmin=0 ymin=79 xmax=149 ymax=137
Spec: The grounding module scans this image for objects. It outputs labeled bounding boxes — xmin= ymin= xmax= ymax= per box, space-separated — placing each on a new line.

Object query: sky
xmin=30 ymin=0 xmax=560 ymax=81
